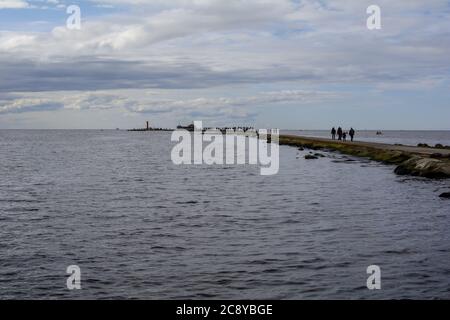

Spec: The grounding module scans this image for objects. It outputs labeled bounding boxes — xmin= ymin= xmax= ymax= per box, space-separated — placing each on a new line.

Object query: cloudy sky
xmin=0 ymin=0 xmax=449 ymax=129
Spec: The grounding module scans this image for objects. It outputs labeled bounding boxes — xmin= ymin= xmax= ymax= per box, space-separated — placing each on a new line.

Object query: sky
xmin=0 ymin=0 xmax=449 ymax=130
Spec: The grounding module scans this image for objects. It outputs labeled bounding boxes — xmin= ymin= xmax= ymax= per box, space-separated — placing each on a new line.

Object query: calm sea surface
xmin=0 ymin=130 xmax=449 ymax=299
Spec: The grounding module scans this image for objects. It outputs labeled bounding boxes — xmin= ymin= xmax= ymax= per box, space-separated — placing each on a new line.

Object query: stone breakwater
xmin=280 ymin=135 xmax=450 ymax=179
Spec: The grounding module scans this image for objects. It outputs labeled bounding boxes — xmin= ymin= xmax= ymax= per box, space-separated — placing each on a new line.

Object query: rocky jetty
xmin=280 ymin=135 xmax=450 ymax=179
xmin=394 ymin=157 xmax=450 ymax=178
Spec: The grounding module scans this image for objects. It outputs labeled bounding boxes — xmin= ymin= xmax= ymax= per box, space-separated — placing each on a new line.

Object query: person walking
xmin=349 ymin=128 xmax=355 ymax=142
xmin=331 ymin=127 xmax=336 ymax=140
xmin=337 ymin=127 xmax=343 ymax=141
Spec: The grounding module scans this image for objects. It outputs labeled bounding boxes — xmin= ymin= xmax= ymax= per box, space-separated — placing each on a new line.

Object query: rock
xmin=394 ymin=165 xmax=410 ymax=175
xmin=305 ymin=154 xmax=319 ymax=160
xmin=417 ymin=143 xmax=430 ymax=148
xmin=430 ymin=153 xmax=450 ymax=160
xmin=314 ymin=153 xmax=325 ymax=158
xmin=439 ymin=192 xmax=450 ymax=199
xmin=435 ymin=144 xmax=444 ymax=149
xmin=394 ymin=156 xmax=450 ymax=178
xmin=297 ymin=147 xmax=305 ymax=151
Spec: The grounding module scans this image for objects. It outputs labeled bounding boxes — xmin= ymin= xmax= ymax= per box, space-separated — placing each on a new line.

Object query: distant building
xmin=177 ymin=124 xmax=195 ymax=131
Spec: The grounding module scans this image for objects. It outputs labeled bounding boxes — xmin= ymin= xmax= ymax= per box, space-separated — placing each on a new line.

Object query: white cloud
xmin=0 ymin=0 xmax=29 ymax=9
xmin=0 ymin=97 xmax=62 ymax=114
xmin=0 ymin=89 xmax=338 ymax=120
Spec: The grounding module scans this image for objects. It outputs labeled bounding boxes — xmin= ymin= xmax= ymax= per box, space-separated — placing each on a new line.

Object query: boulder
xmin=314 ymin=153 xmax=325 ymax=158
xmin=439 ymin=192 xmax=450 ymax=199
xmin=394 ymin=165 xmax=409 ymax=175
xmin=304 ymin=154 xmax=319 ymax=160
xmin=430 ymin=153 xmax=450 ymax=160
xmin=395 ymin=156 xmax=450 ymax=178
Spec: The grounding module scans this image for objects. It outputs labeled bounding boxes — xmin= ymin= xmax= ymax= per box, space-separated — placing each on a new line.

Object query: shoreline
xmin=279 ymin=134 xmax=450 ymax=179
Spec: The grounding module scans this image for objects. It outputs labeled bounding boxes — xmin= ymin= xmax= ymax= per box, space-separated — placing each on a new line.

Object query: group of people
xmin=331 ymin=127 xmax=356 ymax=142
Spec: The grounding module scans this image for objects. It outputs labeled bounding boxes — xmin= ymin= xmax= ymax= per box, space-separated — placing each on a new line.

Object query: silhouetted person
xmin=331 ymin=127 xmax=336 ymax=140
xmin=349 ymin=128 xmax=355 ymax=142
xmin=337 ymin=127 xmax=343 ymax=141
xmin=343 ymin=132 xmax=347 ymax=141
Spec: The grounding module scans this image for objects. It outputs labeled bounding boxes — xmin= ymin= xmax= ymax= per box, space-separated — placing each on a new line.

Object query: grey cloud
xmin=2 ymin=53 xmax=446 ymax=94
xmin=0 ymin=56 xmax=325 ymax=92
xmin=0 ymin=58 xmax=222 ymax=92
